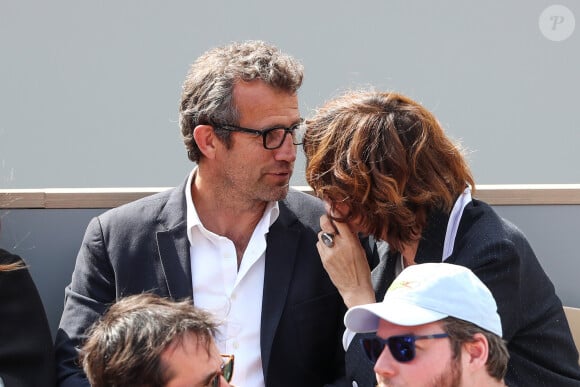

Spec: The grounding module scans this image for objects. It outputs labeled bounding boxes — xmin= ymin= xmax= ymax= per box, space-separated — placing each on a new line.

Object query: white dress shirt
xmin=185 ymin=169 xmax=278 ymax=387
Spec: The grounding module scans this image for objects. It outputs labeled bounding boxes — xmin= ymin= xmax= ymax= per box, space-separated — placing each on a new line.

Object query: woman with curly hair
xmin=303 ymin=90 xmax=580 ymax=387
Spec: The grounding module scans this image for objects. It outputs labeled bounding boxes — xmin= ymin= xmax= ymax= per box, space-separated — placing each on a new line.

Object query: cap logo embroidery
xmin=388 ymin=280 xmax=416 ymax=292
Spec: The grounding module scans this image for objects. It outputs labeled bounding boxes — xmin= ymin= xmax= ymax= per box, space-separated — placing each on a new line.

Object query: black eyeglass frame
xmin=360 ymin=333 xmax=449 ymax=364
xmin=211 ymin=354 xmax=234 ymax=387
xmin=214 ymin=119 xmax=305 ymax=150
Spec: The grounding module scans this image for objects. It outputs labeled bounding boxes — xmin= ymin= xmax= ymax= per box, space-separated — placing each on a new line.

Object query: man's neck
xmin=466 ymin=373 xmax=507 ymax=387
xmin=191 ymin=171 xmax=269 ymax=264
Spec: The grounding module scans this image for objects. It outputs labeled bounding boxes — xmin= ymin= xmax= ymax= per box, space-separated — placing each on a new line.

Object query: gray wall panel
xmin=1 ymin=1 xmax=579 ymax=189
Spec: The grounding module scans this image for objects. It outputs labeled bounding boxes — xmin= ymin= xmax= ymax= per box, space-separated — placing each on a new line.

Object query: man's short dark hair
xmin=179 ymin=40 xmax=304 ymax=162
xmin=80 ymin=293 xmax=218 ymax=387
xmin=442 ymin=316 xmax=509 ymax=381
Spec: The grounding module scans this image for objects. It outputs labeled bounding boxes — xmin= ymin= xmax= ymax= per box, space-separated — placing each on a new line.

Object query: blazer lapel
xmin=260 ymin=206 xmax=300 ymax=380
xmin=372 ymin=249 xmax=396 ymax=301
xmin=157 ymin=225 xmax=192 ymax=300
xmin=155 ymin=181 xmax=193 ymax=300
xmin=415 ymin=209 xmax=449 ymax=264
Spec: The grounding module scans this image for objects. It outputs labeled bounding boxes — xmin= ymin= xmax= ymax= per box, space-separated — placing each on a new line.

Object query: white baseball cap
xmin=344 ymin=263 xmax=502 ymax=336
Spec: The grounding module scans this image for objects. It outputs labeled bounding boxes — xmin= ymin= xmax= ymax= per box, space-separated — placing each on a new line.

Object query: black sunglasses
xmin=361 ymin=333 xmax=449 ymax=363
xmin=211 ymin=354 xmax=234 ymax=387
xmin=215 ymin=119 xmax=305 ymax=150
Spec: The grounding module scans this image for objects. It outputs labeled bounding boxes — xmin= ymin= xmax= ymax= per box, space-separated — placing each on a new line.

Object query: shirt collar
xmin=185 ymin=167 xmax=280 ymax=243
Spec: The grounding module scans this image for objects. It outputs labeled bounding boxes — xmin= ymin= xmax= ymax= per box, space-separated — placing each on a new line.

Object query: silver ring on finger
xmin=321 ymin=232 xmax=335 ymax=248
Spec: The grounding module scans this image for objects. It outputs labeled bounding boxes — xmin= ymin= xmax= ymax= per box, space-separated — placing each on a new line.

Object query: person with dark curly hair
xmin=303 ymin=90 xmax=580 ymax=386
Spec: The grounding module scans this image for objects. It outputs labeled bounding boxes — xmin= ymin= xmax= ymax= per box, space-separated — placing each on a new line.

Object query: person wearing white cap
xmin=345 ymin=262 xmax=508 ymax=387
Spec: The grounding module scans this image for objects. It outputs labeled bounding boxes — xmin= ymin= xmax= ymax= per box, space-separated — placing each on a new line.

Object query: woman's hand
xmin=317 ymin=214 xmax=375 ymax=308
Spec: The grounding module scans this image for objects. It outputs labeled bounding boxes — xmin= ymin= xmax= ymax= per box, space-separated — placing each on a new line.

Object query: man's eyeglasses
xmin=360 ymin=333 xmax=449 ymax=363
xmin=215 ymin=119 xmax=305 ymax=150
xmin=211 ymin=354 xmax=234 ymax=387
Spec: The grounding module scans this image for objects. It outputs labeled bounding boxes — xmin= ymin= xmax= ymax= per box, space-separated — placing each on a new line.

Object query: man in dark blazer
xmin=55 ymin=41 xmax=347 ymax=387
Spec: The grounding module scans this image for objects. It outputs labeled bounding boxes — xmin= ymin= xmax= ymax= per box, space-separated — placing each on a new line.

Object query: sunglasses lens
xmin=223 ymin=358 xmax=233 ymax=382
xmin=388 ymin=336 xmax=415 ymax=362
xmin=221 ymin=355 xmax=234 ymax=382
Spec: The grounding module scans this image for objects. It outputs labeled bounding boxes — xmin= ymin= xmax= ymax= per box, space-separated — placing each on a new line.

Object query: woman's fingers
xmin=317 ymin=214 xmax=375 ymax=307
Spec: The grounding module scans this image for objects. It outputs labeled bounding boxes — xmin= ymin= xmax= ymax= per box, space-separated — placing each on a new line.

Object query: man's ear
xmin=193 ymin=125 xmax=218 ymax=159
xmin=462 ymin=333 xmax=489 ymax=371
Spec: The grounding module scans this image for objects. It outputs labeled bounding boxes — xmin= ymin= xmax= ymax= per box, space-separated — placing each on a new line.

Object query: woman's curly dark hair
xmin=304 ymin=91 xmax=474 ymax=252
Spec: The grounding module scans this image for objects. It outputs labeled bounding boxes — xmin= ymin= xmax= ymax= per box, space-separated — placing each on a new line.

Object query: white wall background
xmin=1 ymin=1 xmax=578 ymax=189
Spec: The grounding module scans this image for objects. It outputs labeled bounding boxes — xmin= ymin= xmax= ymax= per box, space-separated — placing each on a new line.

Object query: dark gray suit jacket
xmin=345 ymin=199 xmax=580 ymax=387
xmin=55 ymin=179 xmax=347 ymax=387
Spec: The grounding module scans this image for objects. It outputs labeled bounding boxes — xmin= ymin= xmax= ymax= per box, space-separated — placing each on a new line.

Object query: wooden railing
xmin=1 ymin=184 xmax=580 ymax=209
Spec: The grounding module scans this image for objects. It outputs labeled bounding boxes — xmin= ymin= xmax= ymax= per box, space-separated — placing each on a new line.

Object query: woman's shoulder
xmin=0 ymin=248 xmax=26 ymax=266
xmin=463 ymin=198 xmax=525 ymax=239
